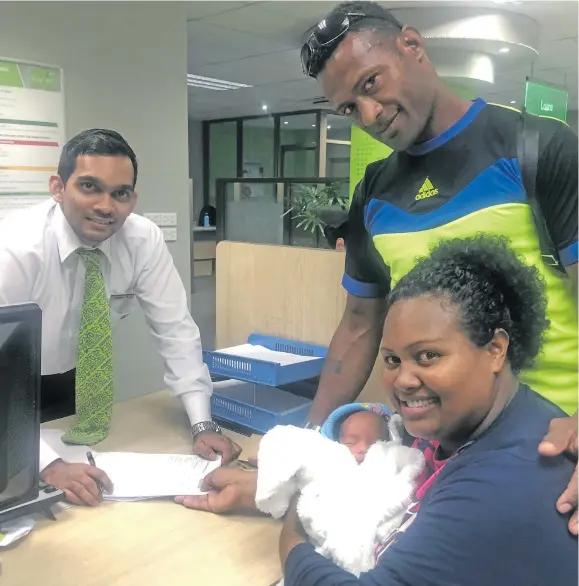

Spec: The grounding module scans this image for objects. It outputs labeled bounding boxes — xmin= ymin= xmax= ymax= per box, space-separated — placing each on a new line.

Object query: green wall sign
xmin=525 ymin=79 xmax=568 ymax=122
xmin=349 ymin=125 xmax=392 ymax=200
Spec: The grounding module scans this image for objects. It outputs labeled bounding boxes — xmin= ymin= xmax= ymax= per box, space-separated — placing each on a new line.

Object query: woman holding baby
xmin=180 ymin=235 xmax=578 ymax=585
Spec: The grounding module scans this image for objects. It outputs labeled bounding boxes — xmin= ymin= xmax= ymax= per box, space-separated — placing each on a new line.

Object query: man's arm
xmin=306 ymin=294 xmax=386 ymax=425
xmin=134 ymin=223 xmax=240 ymax=463
xmin=534 ymin=118 xmax=579 ymax=529
xmin=307 ymin=173 xmax=390 ymax=426
xmin=535 ymin=117 xmax=578 ymax=289
xmin=0 ymin=247 xmax=35 ymax=306
xmin=134 ymin=224 xmax=212 ymax=424
xmin=539 ymin=412 xmax=579 ymax=535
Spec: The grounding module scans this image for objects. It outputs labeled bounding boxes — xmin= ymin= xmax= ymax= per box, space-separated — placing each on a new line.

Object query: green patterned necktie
xmin=62 ymin=248 xmax=114 ymax=445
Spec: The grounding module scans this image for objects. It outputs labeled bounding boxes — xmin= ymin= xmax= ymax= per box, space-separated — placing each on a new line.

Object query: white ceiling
xmin=186 ymin=1 xmax=578 ymax=121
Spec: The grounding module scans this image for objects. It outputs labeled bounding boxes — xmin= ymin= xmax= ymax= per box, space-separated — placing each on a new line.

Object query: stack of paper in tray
xmin=217 ymin=344 xmax=318 ymax=365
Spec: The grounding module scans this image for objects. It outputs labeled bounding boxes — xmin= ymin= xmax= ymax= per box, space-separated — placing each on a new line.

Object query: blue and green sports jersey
xmin=345 ymin=99 xmax=578 ymax=414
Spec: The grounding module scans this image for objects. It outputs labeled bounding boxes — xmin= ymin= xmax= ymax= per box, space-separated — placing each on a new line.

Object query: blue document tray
xmin=211 ymin=381 xmax=312 ymax=434
xmin=203 ymin=333 xmax=327 ymax=386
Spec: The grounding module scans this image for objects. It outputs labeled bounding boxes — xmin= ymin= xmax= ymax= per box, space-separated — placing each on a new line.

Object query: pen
xmin=86 ymin=451 xmax=105 ymax=494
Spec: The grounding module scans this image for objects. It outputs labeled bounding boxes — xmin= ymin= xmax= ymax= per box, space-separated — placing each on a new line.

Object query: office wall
xmin=188 ymin=120 xmax=204 ymax=221
xmin=0 ymin=1 xmax=190 ymax=402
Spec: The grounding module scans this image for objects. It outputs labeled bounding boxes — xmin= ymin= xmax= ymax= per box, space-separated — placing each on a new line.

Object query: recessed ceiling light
xmin=312 ymin=124 xmax=316 ymax=127
xmin=499 ymin=47 xmax=510 ymax=54
xmin=186 ymin=74 xmax=251 ymax=91
xmin=284 ymin=121 xmax=288 ymax=125
xmin=262 ymin=104 xmax=268 ymax=111
xmin=510 ymin=100 xmax=516 ymax=104
xmin=327 ymin=125 xmax=332 ymax=129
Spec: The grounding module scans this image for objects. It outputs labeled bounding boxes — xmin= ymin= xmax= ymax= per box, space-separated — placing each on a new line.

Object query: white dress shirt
xmin=0 ymin=200 xmax=213 ymax=470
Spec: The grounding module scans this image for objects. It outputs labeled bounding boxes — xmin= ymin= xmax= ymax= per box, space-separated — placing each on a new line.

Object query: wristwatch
xmin=191 ymin=420 xmax=222 ymax=439
xmin=303 ymin=421 xmax=322 ymax=433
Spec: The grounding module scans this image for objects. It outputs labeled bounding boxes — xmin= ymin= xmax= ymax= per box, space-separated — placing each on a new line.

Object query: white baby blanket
xmin=255 ymin=415 xmax=424 ymax=576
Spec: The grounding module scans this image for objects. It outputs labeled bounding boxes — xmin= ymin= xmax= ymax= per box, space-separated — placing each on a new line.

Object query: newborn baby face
xmin=339 ymin=411 xmax=389 ymax=464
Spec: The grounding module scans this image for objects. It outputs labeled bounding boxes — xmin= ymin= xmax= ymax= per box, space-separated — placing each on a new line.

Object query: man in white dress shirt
xmin=0 ymin=129 xmax=240 ymax=506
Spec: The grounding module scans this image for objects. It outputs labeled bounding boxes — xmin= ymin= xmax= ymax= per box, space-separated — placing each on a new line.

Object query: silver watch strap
xmin=191 ymin=420 xmax=221 ymax=439
xmin=303 ymin=421 xmax=321 ymax=433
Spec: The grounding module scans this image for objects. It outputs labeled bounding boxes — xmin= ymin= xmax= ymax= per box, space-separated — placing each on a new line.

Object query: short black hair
xmin=388 ymin=235 xmax=549 ymax=374
xmin=308 ymin=1 xmax=403 ymax=78
xmin=57 ymin=128 xmax=138 ymax=186
xmin=324 ymin=220 xmax=349 ymax=248
xmin=339 ymin=409 xmax=390 ymax=441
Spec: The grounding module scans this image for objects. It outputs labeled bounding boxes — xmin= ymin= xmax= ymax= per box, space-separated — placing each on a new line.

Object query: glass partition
xmin=222 ymin=181 xmax=284 ymax=245
xmin=216 ymin=177 xmax=349 ymax=249
xmin=326 ymin=143 xmax=350 ymax=178
xmin=242 ymin=117 xmax=275 ymax=178
xmin=208 ymin=121 xmax=237 ymax=206
xmin=204 ymin=110 xmax=349 ymax=207
xmin=326 ymin=113 xmax=352 ymax=141
xmin=279 ymin=113 xmax=318 ymax=178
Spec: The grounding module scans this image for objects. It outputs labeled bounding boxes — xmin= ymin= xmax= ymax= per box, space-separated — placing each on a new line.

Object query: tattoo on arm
xmin=324 ymin=358 xmax=342 ymax=375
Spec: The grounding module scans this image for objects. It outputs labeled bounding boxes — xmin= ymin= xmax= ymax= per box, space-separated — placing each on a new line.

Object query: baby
xmin=333 ymin=406 xmax=391 ymax=463
xmin=256 ymin=403 xmax=424 ymax=577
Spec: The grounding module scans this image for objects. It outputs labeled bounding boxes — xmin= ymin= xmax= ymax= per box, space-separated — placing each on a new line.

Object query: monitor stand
xmin=0 ymin=483 xmax=66 ymax=525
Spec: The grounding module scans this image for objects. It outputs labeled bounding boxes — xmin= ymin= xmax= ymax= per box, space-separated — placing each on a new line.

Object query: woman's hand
xmin=279 ymin=494 xmax=308 ymax=568
xmin=539 ymin=411 xmax=578 ymax=535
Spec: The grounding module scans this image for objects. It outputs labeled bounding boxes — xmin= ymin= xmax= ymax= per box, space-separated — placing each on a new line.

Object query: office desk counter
xmin=1 ymin=391 xmax=281 ymax=586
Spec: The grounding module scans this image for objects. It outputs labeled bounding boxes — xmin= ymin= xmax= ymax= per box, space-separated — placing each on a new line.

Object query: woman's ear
xmin=488 ymin=328 xmax=510 ymax=374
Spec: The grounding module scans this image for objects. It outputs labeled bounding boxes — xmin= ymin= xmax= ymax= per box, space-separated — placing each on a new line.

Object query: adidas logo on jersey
xmin=415 ymin=177 xmax=439 ymax=200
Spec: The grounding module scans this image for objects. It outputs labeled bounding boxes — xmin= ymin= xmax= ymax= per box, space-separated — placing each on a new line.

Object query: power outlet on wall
xmin=160 ymin=213 xmax=177 ymax=226
xmin=161 ymin=227 xmax=177 ymax=242
xmin=144 ymin=212 xmax=177 ymax=227
xmin=144 ymin=212 xmax=163 ymax=225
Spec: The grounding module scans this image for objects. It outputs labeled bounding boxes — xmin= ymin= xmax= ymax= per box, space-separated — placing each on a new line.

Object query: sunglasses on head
xmin=300 ymin=11 xmax=403 ymax=78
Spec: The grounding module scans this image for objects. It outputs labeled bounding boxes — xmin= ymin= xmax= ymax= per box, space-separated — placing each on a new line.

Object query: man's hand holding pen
xmin=40 ymin=456 xmax=113 ymax=507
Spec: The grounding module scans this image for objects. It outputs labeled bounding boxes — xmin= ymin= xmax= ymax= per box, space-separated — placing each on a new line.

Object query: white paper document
xmin=216 ymin=343 xmax=318 ymax=365
xmin=93 ymin=452 xmax=221 ymax=500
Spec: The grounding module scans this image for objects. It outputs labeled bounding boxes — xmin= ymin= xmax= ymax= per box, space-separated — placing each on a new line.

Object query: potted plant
xmin=283 ymin=182 xmax=348 ymax=248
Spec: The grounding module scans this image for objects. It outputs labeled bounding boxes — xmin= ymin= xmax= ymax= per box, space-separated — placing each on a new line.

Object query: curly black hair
xmin=388 ymin=235 xmax=550 ymax=373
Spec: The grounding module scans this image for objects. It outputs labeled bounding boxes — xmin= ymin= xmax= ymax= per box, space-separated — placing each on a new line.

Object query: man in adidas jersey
xmin=177 ymin=0 xmax=578 ymax=534
xmin=300 ymin=1 xmax=578 ymax=522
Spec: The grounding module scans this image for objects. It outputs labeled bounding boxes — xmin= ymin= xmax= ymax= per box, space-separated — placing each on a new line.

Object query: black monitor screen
xmin=0 ymin=303 xmax=41 ymax=510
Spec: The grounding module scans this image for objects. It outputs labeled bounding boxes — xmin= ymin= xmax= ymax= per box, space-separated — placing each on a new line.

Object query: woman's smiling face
xmin=381 ymin=294 xmax=509 ymax=451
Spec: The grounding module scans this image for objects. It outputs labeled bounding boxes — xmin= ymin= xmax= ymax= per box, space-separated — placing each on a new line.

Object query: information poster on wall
xmin=0 ymin=59 xmax=65 ymax=220
xmin=525 ymin=78 xmax=568 ymax=122
xmin=349 ymin=125 xmax=392 ymax=201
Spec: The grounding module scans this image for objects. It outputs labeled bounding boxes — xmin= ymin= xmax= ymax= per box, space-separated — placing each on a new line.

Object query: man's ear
xmin=49 ymin=175 xmax=65 ymax=204
xmin=396 ymin=26 xmax=425 ymax=62
xmin=128 ymin=190 xmax=139 ymax=213
xmin=488 ymin=328 xmax=510 ymax=374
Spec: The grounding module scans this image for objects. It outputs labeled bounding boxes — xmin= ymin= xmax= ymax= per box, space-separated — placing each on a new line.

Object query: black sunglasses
xmin=300 ymin=12 xmax=403 ymax=78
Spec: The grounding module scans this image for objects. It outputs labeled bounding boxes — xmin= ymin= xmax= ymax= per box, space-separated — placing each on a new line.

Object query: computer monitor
xmin=0 ymin=303 xmax=41 ymax=513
